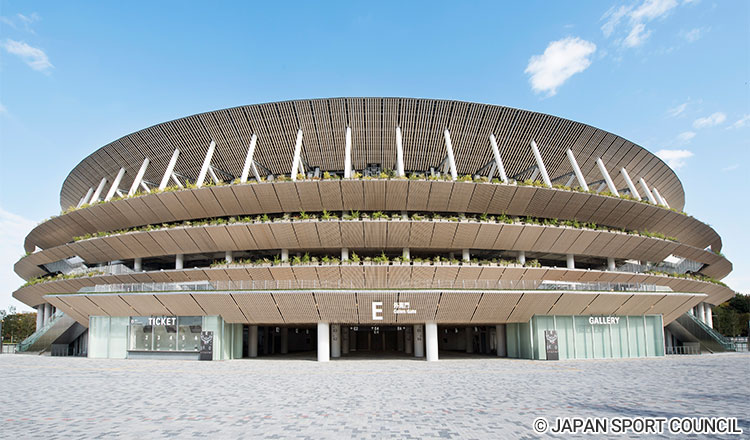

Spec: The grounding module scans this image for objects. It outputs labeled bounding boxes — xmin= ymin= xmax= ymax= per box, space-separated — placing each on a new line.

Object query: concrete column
xmin=344 ymin=127 xmax=352 ymax=178
xmin=425 ymin=322 xmax=439 ymax=361
xmin=43 ymin=303 xmax=52 ymax=325
xmin=395 ymin=126 xmax=405 ymax=177
xmin=413 ymin=324 xmax=424 ymax=357
xmin=496 ymin=324 xmax=506 ymax=357
xmin=405 ymin=326 xmax=413 ymax=354
xmin=566 ymin=254 xmax=575 ymax=269
xmin=248 ymin=325 xmax=258 ymax=357
xmin=462 ymin=249 xmax=470 ymax=262
xmin=488 ymin=133 xmax=509 ymax=183
xmin=134 ymin=257 xmax=142 ymax=272
xmin=317 ymin=322 xmax=330 ymax=362
xmin=443 ymin=129 xmax=458 ymax=181
xmin=175 ymin=254 xmax=184 ymax=270
xmin=518 ymin=251 xmax=526 ymax=266
xmin=331 ymin=324 xmax=341 ymax=358
xmin=706 ymin=304 xmax=713 ymax=328
xmin=596 ymin=158 xmax=619 ymax=196
xmin=291 ymin=129 xmax=304 ymax=181
xmin=281 ymin=249 xmax=289 ymax=262
xmin=697 ymin=302 xmax=706 ymax=324
xmin=341 ymin=248 xmax=349 ymax=261
xmin=402 ymin=248 xmax=410 ymax=260
xmin=607 ymin=257 xmax=616 ymax=271
xmin=665 ymin=329 xmax=673 ymax=349
xmin=280 ymin=327 xmax=288 ymax=354
xmin=240 ymin=134 xmax=258 ymax=183
xmin=35 ymin=306 xmax=43 ymax=330
xmin=225 ymin=251 xmax=233 ymax=264
xmin=465 ymin=327 xmax=474 ymax=353
xmin=530 ymin=140 xmax=552 ymax=187
xmin=342 ymin=327 xmax=349 ymax=354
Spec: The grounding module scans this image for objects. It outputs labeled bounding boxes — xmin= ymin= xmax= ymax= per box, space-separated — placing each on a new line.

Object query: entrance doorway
xmin=344 ymin=326 xmax=413 ymax=358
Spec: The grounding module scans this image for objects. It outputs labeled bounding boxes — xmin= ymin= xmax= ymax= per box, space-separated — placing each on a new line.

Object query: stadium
xmin=12 ymin=98 xmax=735 ymax=361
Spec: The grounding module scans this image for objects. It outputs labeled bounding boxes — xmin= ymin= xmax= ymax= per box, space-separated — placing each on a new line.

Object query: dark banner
xmin=544 ymin=330 xmax=559 ymax=360
xmin=199 ymin=331 xmax=213 ymax=361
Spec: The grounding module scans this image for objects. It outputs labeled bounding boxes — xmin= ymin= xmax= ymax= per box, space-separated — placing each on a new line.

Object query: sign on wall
xmin=199 ymin=331 xmax=213 ymax=361
xmin=544 ymin=330 xmax=559 ymax=361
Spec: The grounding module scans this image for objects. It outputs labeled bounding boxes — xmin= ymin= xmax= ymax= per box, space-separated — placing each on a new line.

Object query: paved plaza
xmin=0 ymin=353 xmax=748 ymax=439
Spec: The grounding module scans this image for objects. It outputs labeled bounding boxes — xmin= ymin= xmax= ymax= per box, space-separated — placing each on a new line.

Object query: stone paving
xmin=0 ymin=352 xmax=748 ymax=439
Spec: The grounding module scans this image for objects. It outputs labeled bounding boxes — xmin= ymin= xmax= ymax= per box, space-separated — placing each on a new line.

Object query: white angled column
xmin=652 ymin=187 xmax=669 ymax=207
xmin=413 ymin=324 xmax=424 ymax=357
xmin=105 ymin=168 xmax=126 ymax=201
xmin=489 ymin=134 xmax=509 ymax=183
xmin=530 ymin=140 xmax=552 ymax=187
xmin=596 ymin=158 xmax=619 ymax=196
xmin=291 ymin=129 xmax=304 ymax=181
xmin=43 ymin=303 xmax=52 ymax=325
xmin=159 ymin=149 xmax=181 ymax=190
xmin=248 ymin=325 xmax=258 ymax=357
xmin=395 ymin=126 xmax=405 ymax=177
xmin=90 ymin=178 xmax=108 ymax=203
xmin=128 ymin=158 xmax=150 ymax=196
xmin=496 ymin=324 xmax=506 ymax=357
xmin=620 ymin=168 xmax=640 ymax=199
xmin=170 ymin=173 xmax=184 ymax=188
xmin=331 ymin=324 xmax=341 ymax=358
xmin=344 ymin=127 xmax=352 ymax=178
xmin=443 ymin=129 xmax=458 ymax=181
xmin=240 ymin=134 xmax=258 ymax=183
xmin=566 ymin=149 xmax=589 ymax=191
xmin=317 ymin=322 xmax=330 ymax=362
xmin=196 ymin=140 xmax=217 ymax=188
xmin=425 ymin=322 xmax=438 ymax=361
xmin=706 ymin=304 xmax=713 ymax=328
xmin=639 ymin=178 xmax=658 ymax=204
xmin=77 ymin=187 xmax=94 ymax=208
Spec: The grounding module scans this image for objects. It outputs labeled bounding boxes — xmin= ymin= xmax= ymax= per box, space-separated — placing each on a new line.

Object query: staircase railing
xmin=16 ymin=310 xmax=64 ymax=352
xmin=684 ymin=312 xmax=736 ymax=351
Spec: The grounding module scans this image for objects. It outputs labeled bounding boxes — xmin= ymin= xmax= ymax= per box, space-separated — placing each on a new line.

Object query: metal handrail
xmin=684 ymin=312 xmax=735 ymax=350
xmin=666 ymin=346 xmax=700 ymax=355
xmin=16 ymin=310 xmax=64 ymax=352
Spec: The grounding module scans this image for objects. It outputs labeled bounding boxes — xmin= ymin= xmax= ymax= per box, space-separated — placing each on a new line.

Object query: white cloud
xmin=728 ymin=114 xmax=750 ymax=129
xmin=1 ymin=39 xmax=53 ymax=72
xmin=667 ymin=102 xmax=688 ymax=117
xmin=623 ymin=23 xmax=652 ymax=47
xmin=601 ymin=0 xmax=680 ymax=48
xmin=0 ymin=102 xmax=7 ymax=114
xmin=525 ymin=37 xmax=597 ymax=96
xmin=675 ymin=131 xmax=696 ymax=143
xmin=692 ymin=112 xmax=726 ymax=129
xmin=0 ymin=12 xmax=40 ymax=33
xmin=656 ymin=149 xmax=693 ymax=169
xmin=0 ymin=207 xmax=38 ymax=311
xmin=680 ymin=27 xmax=708 ymax=42
xmin=722 ymin=164 xmax=739 ymax=172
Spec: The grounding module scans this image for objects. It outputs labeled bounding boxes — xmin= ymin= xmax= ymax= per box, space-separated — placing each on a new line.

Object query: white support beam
xmin=488 ymin=134 xmax=508 ymax=183
xmin=395 ymin=126 xmax=405 ymax=177
xmin=196 ymin=140 xmax=216 ymax=188
xmin=530 ymin=140 xmax=552 ymax=187
xmin=105 ymin=168 xmax=126 ymax=201
xmin=128 ymin=158 xmax=150 ymax=196
xmin=208 ymin=166 xmax=221 ymax=185
xmin=652 ymin=187 xmax=669 ymax=208
xmin=291 ymin=129 xmax=303 ymax=181
xmin=565 ymin=149 xmax=589 ymax=191
xmin=596 ymin=158 xmax=619 ymax=196
xmin=240 ymin=134 xmax=258 ymax=183
xmin=443 ymin=129 xmax=458 ymax=181
xmin=344 ymin=127 xmax=352 ymax=178
xmin=139 ymin=181 xmax=151 ymax=193
xmin=620 ymin=167 xmax=640 ymax=200
xmin=170 ymin=173 xmax=184 ymax=188
xmin=77 ymin=187 xmax=94 ymax=208
xmin=564 ymin=174 xmax=575 ymax=187
xmin=487 ymin=163 xmax=497 ymax=181
xmin=90 ymin=177 xmax=108 ymax=203
xmin=639 ymin=178 xmax=658 ymax=204
xmin=159 ymin=149 xmax=180 ymax=190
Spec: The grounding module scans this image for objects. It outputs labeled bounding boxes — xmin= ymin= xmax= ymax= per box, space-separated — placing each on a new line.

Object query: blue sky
xmin=0 ymin=0 xmax=748 ymax=310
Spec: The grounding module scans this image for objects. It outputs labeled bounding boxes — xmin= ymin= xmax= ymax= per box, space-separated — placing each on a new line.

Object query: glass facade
xmin=506 ymin=314 xmax=665 ymax=360
xmin=128 ymin=316 xmax=201 ymax=352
